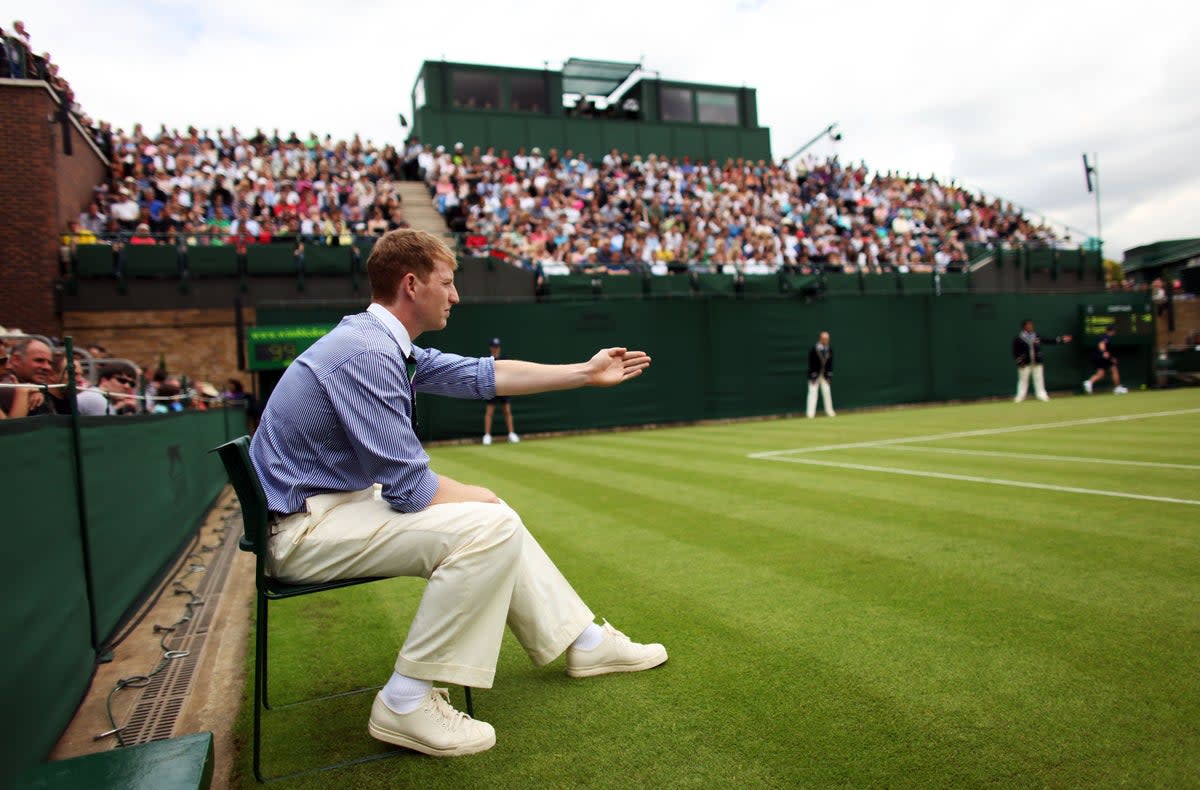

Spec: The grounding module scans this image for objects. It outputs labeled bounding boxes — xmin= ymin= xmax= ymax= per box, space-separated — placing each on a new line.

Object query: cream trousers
xmin=267 ymin=486 xmax=594 ymax=689
xmin=1015 ymin=363 xmax=1048 ymax=401
xmin=806 ymin=375 xmax=835 ymax=418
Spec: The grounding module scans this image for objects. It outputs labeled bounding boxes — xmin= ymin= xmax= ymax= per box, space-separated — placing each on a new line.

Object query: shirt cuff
xmin=478 ymin=355 xmax=497 ymax=399
xmin=389 ymin=468 xmax=441 ymax=513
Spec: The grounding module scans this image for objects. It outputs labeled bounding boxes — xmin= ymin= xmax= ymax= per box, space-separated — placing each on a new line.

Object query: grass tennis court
xmin=235 ymin=389 xmax=1200 ymax=789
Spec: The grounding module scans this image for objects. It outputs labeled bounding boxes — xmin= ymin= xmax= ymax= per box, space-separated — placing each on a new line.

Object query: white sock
xmin=380 ymin=672 xmax=432 ymax=714
xmin=571 ymin=622 xmax=604 ymax=651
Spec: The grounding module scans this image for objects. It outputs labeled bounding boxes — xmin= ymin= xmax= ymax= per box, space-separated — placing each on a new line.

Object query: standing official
xmin=482 ymin=337 xmax=519 ymax=445
xmin=1012 ymin=319 xmax=1072 ymax=402
xmin=806 ymin=331 xmax=836 ymax=418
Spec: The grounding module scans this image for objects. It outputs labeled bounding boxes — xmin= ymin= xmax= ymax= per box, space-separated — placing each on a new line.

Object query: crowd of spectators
xmin=60 ymin=122 xmax=417 ymax=260
xmin=0 ymin=328 xmax=248 ymax=420
xmin=425 ymin=145 xmax=1069 ymax=277
xmin=15 ymin=17 xmax=1073 ymax=280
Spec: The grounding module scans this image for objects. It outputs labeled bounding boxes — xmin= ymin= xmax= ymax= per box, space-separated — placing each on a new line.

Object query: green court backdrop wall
xmin=258 ymin=293 xmax=1149 ymax=441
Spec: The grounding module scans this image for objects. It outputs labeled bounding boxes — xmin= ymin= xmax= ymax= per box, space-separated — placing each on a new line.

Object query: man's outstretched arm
xmin=494 ymin=347 xmax=651 ymax=396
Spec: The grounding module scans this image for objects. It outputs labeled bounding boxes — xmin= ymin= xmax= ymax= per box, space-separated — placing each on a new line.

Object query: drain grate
xmin=118 ymin=507 xmax=241 ymax=745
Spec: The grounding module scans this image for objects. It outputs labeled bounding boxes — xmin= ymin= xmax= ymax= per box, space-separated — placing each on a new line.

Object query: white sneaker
xmin=482 ymin=434 xmax=492 ymax=445
xmin=1037 ymin=395 xmax=1050 ymax=402
xmin=1113 ymin=386 xmax=1129 ymax=394
xmin=507 ymin=432 xmax=520 ymax=443
xmin=566 ymin=621 xmax=668 ymax=678
xmin=1083 ymin=380 xmax=1093 ymax=394
xmin=368 ymin=688 xmax=495 ymax=756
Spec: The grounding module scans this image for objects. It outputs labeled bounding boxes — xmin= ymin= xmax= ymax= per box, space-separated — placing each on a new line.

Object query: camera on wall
xmin=830 ymin=131 xmax=843 ymax=142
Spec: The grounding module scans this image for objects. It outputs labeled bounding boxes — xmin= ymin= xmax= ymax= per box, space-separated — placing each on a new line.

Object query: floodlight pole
xmin=1083 ymin=152 xmax=1102 ymax=259
xmin=785 ymin=122 xmax=839 ymax=163
xmin=1092 ymin=153 xmax=1102 ymax=260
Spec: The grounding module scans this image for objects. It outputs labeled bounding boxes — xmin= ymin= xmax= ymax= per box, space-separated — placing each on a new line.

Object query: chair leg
xmin=253 ymin=592 xmax=267 ymax=782
xmin=261 ymin=594 xmax=273 ymax=710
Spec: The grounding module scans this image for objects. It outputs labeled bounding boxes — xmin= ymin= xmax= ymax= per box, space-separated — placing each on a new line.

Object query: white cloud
xmin=14 ymin=0 xmax=1197 ymax=257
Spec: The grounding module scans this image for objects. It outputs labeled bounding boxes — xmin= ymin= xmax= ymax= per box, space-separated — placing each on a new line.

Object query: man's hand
xmin=1061 ymin=334 xmax=1073 ymax=343
xmin=584 ymin=347 xmax=652 ymax=387
xmin=427 ymin=474 xmax=501 ymax=507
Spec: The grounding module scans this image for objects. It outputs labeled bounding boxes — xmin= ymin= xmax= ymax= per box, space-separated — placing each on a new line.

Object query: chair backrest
xmin=212 ymin=435 xmax=269 ymax=557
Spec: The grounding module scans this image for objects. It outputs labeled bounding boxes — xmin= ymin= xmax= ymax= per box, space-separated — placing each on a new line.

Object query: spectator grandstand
xmin=5 ymin=18 xmax=1084 ymax=290
xmin=62 ymin=118 xmax=1077 ymax=285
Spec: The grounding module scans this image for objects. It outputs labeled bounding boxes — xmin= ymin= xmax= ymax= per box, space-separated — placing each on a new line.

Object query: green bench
xmin=11 ymin=731 xmax=213 ymax=790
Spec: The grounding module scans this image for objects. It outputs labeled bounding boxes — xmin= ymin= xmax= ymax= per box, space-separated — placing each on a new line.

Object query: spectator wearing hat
xmin=129 ymin=222 xmax=156 ymax=245
xmin=482 ymin=337 xmax=519 ymax=445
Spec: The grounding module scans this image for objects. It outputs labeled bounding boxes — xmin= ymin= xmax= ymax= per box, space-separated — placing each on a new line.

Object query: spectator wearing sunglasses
xmin=76 ymin=362 xmax=139 ymax=415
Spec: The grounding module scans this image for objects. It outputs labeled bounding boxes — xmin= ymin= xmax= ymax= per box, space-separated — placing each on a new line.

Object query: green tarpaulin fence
xmin=0 ymin=408 xmax=242 ymax=788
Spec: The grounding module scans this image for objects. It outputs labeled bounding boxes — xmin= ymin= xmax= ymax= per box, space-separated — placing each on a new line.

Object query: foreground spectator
xmin=76 ymin=362 xmax=139 ymax=415
xmin=0 ymin=337 xmax=55 ymax=416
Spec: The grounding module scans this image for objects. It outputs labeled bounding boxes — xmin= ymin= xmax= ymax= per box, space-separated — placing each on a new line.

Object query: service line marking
xmin=878 ymin=444 xmax=1200 ymax=472
xmin=747 ymin=408 xmax=1200 ymax=459
xmin=747 ymin=407 xmax=1200 ymax=507
xmin=760 ymin=456 xmax=1200 ymax=507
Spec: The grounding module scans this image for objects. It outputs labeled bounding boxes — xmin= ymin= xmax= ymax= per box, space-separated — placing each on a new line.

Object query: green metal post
xmin=64 ymin=337 xmax=103 ymax=653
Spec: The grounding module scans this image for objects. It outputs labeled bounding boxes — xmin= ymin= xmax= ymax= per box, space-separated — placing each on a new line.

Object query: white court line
xmin=762 ymin=456 xmax=1200 ymax=507
xmin=747 ymin=407 xmax=1200 ymax=459
xmin=879 ymin=445 xmax=1200 ymax=472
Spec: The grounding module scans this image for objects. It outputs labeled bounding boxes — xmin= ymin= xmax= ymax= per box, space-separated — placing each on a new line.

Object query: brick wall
xmin=1158 ymin=299 xmax=1200 ymax=348
xmin=0 ymin=80 xmax=106 ymax=336
xmin=62 ymin=307 xmax=255 ymax=390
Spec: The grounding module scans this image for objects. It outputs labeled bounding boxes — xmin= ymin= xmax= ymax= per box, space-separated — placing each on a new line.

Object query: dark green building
xmin=409 ymin=57 xmax=771 ymax=162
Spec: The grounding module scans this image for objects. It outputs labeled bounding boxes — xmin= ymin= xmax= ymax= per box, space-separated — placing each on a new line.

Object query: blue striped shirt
xmin=250 ymin=304 xmax=496 ymax=514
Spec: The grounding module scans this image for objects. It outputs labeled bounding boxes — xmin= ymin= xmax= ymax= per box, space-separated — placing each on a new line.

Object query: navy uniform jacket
xmin=1012 ymin=333 xmax=1064 ymax=366
xmin=808 ymin=344 xmax=833 ymax=380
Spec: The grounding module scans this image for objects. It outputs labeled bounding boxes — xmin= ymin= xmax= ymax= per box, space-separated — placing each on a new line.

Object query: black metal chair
xmin=212 ymin=435 xmax=472 ymax=782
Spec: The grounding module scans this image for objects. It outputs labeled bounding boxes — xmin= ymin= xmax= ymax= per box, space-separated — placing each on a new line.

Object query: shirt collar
xmin=366 ymin=302 xmax=414 ymax=358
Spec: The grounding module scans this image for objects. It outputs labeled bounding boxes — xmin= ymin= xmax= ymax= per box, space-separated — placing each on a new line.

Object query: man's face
xmin=10 ymin=341 xmax=54 ymax=384
xmin=819 ymin=332 xmax=830 ymax=346
xmin=102 ymin=371 xmax=136 ymax=394
xmin=411 ymin=256 xmax=459 ymax=335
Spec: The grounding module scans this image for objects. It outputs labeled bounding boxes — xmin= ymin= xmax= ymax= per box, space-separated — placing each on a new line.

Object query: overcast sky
xmin=10 ymin=0 xmax=1196 ymax=259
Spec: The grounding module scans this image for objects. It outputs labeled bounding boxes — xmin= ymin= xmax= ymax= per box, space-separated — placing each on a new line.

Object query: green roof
xmin=1123 ymin=238 xmax=1200 ymax=273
